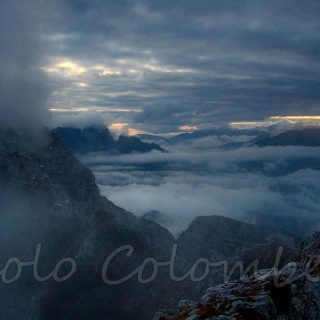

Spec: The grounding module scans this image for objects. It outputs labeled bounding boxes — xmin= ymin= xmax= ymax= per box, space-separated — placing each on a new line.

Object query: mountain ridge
xmin=255 ymin=127 xmax=320 ymax=147
xmin=53 ymin=126 xmax=164 ymax=154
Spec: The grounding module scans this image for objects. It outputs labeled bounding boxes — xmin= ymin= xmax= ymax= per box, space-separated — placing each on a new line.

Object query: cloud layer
xmin=80 ymin=140 xmax=320 ymax=236
xmin=42 ymin=0 xmax=320 ymax=133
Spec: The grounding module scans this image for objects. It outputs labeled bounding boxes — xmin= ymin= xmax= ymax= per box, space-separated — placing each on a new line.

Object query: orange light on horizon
xmin=229 ymin=121 xmax=273 ymax=129
xmin=127 ymin=128 xmax=145 ymax=136
xmin=109 ymin=123 xmax=145 ymax=136
xmin=229 ymin=115 xmax=320 ymax=129
xmin=270 ymin=116 xmax=320 ymax=121
xmin=49 ymin=107 xmax=91 ymax=113
xmin=179 ymin=125 xmax=198 ymax=132
xmin=109 ymin=123 xmax=128 ymax=134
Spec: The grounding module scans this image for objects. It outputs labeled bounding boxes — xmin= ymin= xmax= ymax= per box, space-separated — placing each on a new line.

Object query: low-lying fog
xmin=79 ymin=136 xmax=320 ymax=237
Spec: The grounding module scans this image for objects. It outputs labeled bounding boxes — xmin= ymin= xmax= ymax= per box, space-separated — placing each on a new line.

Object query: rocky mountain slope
xmin=53 ymin=126 xmax=164 ymax=154
xmin=172 ymin=215 xmax=298 ymax=301
xmin=155 ymin=232 xmax=320 ymax=320
xmin=0 ymin=127 xmax=171 ymax=319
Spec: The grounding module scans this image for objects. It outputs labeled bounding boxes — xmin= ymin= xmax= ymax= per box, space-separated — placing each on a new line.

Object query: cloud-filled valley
xmin=79 ymin=139 xmax=320 ymax=236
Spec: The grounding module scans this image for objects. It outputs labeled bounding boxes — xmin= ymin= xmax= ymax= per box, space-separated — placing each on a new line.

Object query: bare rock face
xmin=173 ymin=215 xmax=298 ymax=300
xmin=154 ymin=233 xmax=320 ymax=320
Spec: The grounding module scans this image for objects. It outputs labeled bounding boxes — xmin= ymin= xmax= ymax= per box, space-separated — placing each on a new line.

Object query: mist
xmin=0 ymin=0 xmax=52 ymax=132
xmin=80 ymin=143 xmax=320 ymax=236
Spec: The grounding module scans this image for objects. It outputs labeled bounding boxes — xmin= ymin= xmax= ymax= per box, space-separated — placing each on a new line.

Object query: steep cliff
xmin=0 ymin=127 xmax=172 ymax=320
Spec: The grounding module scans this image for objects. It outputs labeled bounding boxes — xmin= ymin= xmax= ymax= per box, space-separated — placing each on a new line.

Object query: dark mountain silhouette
xmin=136 ymin=134 xmax=169 ymax=144
xmin=255 ymin=128 xmax=320 ymax=147
xmin=117 ymin=134 xmax=163 ymax=153
xmin=170 ymin=127 xmax=261 ymax=144
xmin=53 ymin=126 xmax=164 ymax=154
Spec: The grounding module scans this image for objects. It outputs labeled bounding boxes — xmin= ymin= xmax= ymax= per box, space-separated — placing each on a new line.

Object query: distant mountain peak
xmin=52 ymin=125 xmax=164 ymax=154
xmin=255 ymin=127 xmax=320 ymax=147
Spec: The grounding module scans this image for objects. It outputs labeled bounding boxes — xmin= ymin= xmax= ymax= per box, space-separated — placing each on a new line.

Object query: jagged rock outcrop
xmin=117 ymin=134 xmax=164 ymax=153
xmin=154 ymin=233 xmax=320 ymax=320
xmin=53 ymin=126 xmax=116 ymax=153
xmin=173 ymin=215 xmax=298 ymax=300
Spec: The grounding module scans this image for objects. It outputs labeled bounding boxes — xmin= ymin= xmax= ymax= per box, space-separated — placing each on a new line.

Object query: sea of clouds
xmin=79 ymin=139 xmax=320 ymax=236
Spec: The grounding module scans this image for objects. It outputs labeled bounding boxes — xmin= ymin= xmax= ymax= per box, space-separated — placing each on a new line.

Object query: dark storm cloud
xmin=46 ymin=0 xmax=320 ymax=132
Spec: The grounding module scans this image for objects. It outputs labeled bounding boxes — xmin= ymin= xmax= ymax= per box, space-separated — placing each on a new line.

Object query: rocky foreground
xmin=154 ymin=233 xmax=320 ymax=320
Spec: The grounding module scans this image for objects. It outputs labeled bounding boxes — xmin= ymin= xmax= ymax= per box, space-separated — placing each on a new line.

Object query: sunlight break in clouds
xmin=127 ymin=128 xmax=145 ymax=136
xmin=42 ymin=59 xmax=87 ymax=77
xmin=270 ymin=116 xmax=320 ymax=124
xmin=109 ymin=123 xmax=128 ymax=135
xmin=229 ymin=116 xmax=320 ymax=129
xmin=93 ymin=65 xmax=122 ymax=76
xmin=179 ymin=125 xmax=198 ymax=132
xmin=50 ymin=107 xmax=142 ymax=114
xmin=109 ymin=122 xmax=145 ymax=136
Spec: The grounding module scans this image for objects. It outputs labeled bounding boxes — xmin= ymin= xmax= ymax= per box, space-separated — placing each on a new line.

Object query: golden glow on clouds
xmin=230 ymin=115 xmax=320 ymax=129
xmin=43 ymin=57 xmax=194 ymax=86
xmin=50 ymin=106 xmax=142 ymax=113
xmin=127 ymin=128 xmax=145 ymax=136
xmin=93 ymin=65 xmax=122 ymax=76
xmin=43 ymin=60 xmax=87 ymax=77
xmin=142 ymin=63 xmax=192 ymax=73
xmin=109 ymin=123 xmax=128 ymax=134
xmin=77 ymin=82 xmax=87 ymax=88
xmin=50 ymin=107 xmax=91 ymax=113
xmin=117 ymin=58 xmax=193 ymax=74
xmin=229 ymin=121 xmax=274 ymax=129
xmin=179 ymin=125 xmax=198 ymax=132
xmin=270 ymin=116 xmax=320 ymax=121
xmin=56 ymin=61 xmax=86 ymax=75
xmin=109 ymin=123 xmax=145 ymax=136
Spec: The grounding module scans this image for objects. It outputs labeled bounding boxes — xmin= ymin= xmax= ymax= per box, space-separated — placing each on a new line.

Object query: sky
xmin=19 ymin=0 xmax=319 ymax=135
